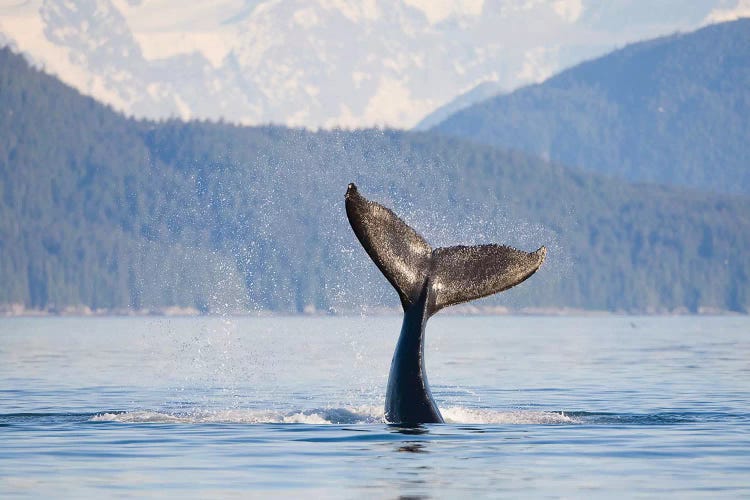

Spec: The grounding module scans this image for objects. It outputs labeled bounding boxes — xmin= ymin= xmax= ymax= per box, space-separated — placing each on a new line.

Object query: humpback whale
xmin=345 ymin=183 xmax=546 ymax=424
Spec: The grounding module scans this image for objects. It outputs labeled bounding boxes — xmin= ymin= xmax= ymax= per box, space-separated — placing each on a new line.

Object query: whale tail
xmin=345 ymin=183 xmax=546 ymax=315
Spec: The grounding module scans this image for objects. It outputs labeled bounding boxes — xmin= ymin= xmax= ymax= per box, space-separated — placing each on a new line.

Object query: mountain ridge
xmin=2 ymin=46 xmax=749 ymax=314
xmin=1 ymin=0 xmax=734 ymax=129
xmin=432 ymin=18 xmax=750 ymax=194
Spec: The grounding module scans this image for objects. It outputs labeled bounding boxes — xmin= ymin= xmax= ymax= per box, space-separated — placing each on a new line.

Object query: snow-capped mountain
xmin=0 ymin=0 xmax=746 ymax=128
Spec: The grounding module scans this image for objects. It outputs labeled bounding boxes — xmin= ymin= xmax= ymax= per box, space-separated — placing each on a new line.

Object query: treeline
xmin=433 ymin=19 xmax=750 ymax=195
xmin=1 ymin=46 xmax=748 ymax=313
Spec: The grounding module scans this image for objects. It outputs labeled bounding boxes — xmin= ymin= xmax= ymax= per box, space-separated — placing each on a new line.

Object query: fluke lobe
xmin=345 ymin=183 xmax=546 ymax=424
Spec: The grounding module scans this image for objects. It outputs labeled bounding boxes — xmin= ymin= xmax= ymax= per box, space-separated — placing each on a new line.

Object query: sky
xmin=0 ymin=0 xmax=748 ymax=128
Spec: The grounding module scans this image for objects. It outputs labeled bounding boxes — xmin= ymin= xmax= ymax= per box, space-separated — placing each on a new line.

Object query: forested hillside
xmin=1 ymin=46 xmax=748 ymax=314
xmin=432 ymin=19 xmax=750 ymax=195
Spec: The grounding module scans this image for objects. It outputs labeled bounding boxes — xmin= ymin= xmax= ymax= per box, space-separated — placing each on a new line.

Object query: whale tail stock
xmin=345 ymin=183 xmax=546 ymax=315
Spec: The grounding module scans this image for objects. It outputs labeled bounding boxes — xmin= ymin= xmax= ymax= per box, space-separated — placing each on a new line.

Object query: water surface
xmin=1 ymin=316 xmax=749 ymax=497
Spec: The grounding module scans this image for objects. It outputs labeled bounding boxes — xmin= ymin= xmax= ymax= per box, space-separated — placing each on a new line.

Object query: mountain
xmin=0 ymin=0 xmax=551 ymax=128
xmin=432 ymin=19 xmax=750 ymax=195
xmin=1 ymin=46 xmax=749 ymax=314
xmin=0 ymin=0 xmax=734 ymax=129
xmin=413 ymin=81 xmax=503 ymax=131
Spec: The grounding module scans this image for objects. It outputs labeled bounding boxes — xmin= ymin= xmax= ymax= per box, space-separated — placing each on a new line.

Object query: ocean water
xmin=1 ymin=315 xmax=749 ymax=497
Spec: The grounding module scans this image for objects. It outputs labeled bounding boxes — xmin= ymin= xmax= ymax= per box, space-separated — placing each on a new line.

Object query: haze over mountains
xmin=1 ymin=17 xmax=749 ymax=315
xmin=0 ymin=0 xmax=745 ymax=128
xmin=432 ymin=19 xmax=750 ymax=194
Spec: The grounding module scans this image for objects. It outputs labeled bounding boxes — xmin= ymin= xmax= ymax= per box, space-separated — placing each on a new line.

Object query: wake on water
xmin=91 ymin=406 xmax=579 ymax=425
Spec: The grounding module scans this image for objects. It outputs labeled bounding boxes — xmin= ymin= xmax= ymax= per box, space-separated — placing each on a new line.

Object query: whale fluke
xmin=345 ymin=182 xmax=545 ymax=315
xmin=345 ymin=183 xmax=432 ymax=310
xmin=345 ymin=183 xmax=546 ymax=424
xmin=430 ymin=244 xmax=546 ymax=314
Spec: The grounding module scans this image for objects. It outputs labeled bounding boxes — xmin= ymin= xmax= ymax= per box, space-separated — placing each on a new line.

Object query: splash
xmin=91 ymin=406 xmax=385 ymax=425
xmin=442 ymin=407 xmax=578 ymax=424
xmin=91 ymin=406 xmax=578 ymax=425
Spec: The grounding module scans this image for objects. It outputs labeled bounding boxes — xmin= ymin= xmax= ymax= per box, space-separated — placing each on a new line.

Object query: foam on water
xmin=91 ymin=406 xmax=578 ymax=425
xmin=441 ymin=407 xmax=578 ymax=424
xmin=92 ymin=406 xmax=385 ymax=424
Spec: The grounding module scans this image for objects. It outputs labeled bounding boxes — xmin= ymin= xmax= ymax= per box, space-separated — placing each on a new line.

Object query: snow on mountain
xmin=0 ymin=0 xmax=744 ymax=128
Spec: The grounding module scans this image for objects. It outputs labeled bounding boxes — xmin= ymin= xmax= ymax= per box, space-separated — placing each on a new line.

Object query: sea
xmin=1 ymin=315 xmax=748 ymax=498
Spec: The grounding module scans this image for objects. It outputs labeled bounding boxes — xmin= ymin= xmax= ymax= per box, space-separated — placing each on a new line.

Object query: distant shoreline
xmin=1 ymin=304 xmax=745 ymax=318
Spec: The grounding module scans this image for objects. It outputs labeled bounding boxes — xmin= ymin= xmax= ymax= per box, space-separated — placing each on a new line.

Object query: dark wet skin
xmin=385 ymin=280 xmax=444 ymax=424
xmin=345 ymin=183 xmax=545 ymax=424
